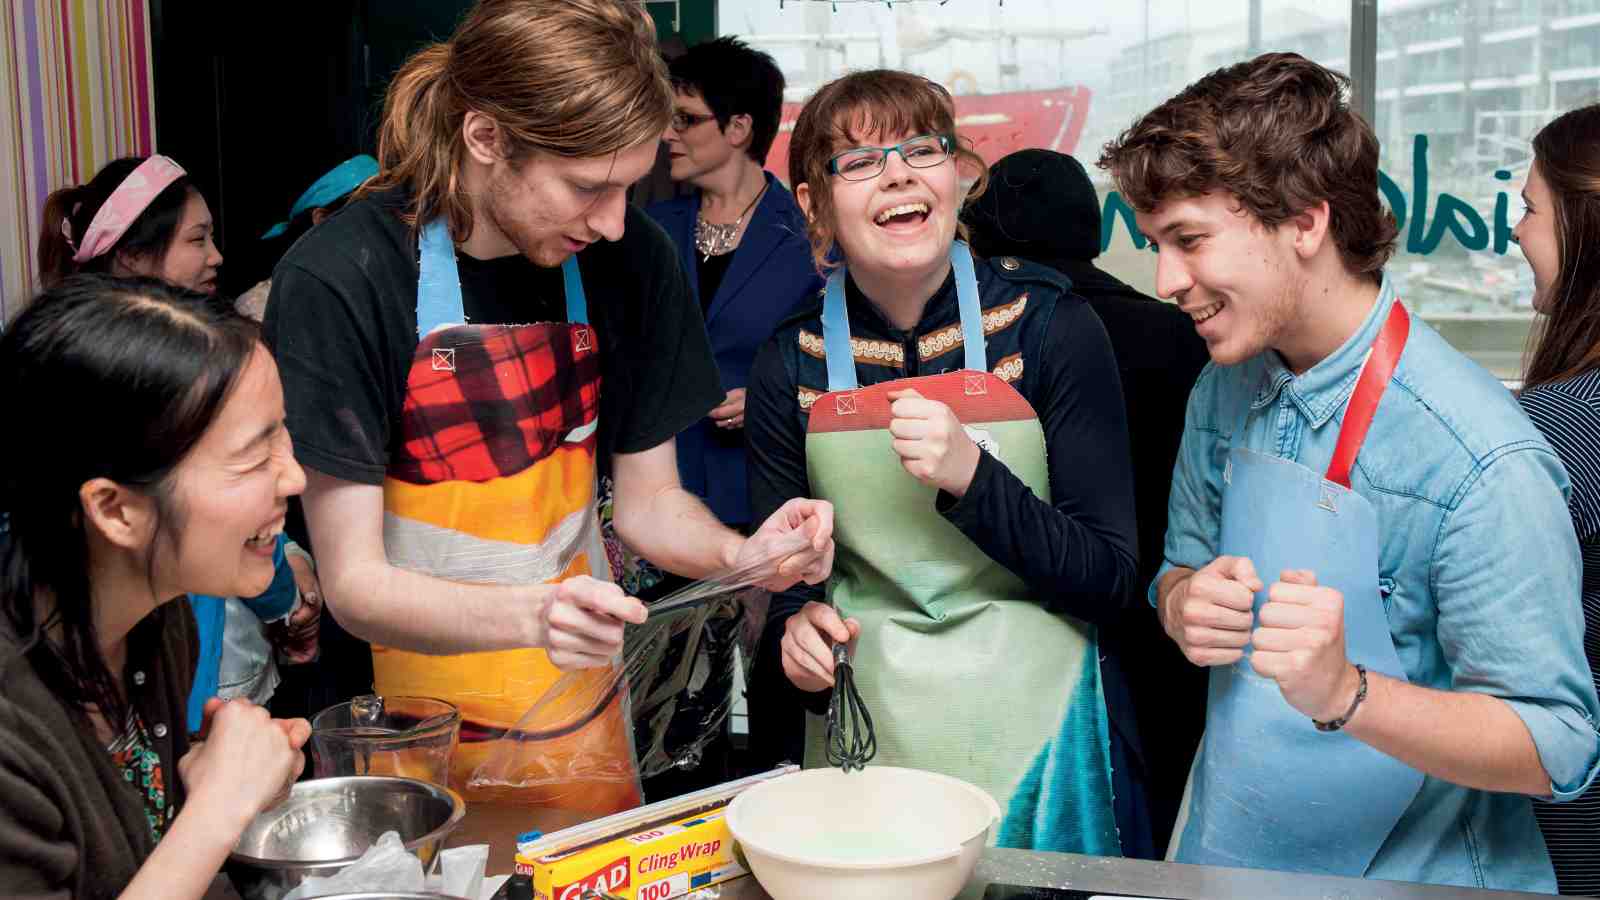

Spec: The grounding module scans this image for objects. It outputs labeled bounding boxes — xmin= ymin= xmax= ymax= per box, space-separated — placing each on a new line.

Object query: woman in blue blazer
xmin=636 ymin=39 xmax=824 ymax=794
xmin=648 ymin=38 xmax=823 ymax=531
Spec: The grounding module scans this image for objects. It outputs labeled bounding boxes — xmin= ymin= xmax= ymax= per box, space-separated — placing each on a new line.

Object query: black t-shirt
xmin=262 ymin=189 xmax=724 ymax=485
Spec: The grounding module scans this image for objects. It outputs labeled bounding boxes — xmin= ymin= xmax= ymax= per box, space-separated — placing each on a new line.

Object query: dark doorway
xmin=148 ymin=0 xmax=473 ymax=296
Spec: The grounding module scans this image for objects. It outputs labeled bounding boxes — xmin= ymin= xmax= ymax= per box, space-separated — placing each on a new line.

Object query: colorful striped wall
xmin=1 ymin=0 xmax=156 ymax=322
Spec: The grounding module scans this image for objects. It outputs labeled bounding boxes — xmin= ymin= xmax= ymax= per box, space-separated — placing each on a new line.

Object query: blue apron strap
xmin=186 ymin=594 xmax=227 ymax=733
xmin=821 ymin=269 xmax=857 ymax=392
xmin=416 ymin=218 xmax=464 ymax=337
xmin=950 ymin=240 xmax=986 ymax=374
xmin=821 ymin=243 xmax=988 ymax=391
xmin=562 ymin=255 xmax=588 ymax=325
xmin=417 ymin=218 xmax=589 ymax=333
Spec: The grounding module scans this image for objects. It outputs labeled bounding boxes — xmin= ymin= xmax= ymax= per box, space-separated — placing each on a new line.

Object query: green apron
xmin=801 ymin=244 xmax=1120 ymax=854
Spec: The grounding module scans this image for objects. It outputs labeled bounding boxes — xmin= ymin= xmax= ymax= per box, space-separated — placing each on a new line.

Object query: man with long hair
xmin=262 ymin=0 xmax=832 ymax=809
xmin=1101 ymin=53 xmax=1599 ymax=890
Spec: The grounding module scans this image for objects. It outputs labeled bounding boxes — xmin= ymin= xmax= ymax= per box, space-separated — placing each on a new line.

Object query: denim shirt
xmin=1153 ymin=275 xmax=1600 ymax=892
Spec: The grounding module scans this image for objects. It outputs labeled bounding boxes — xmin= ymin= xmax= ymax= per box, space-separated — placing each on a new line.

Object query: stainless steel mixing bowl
xmin=223 ymin=776 xmax=466 ymax=900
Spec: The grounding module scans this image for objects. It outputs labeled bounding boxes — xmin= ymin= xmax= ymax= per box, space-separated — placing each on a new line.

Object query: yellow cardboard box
xmin=516 ymin=805 xmax=745 ymax=900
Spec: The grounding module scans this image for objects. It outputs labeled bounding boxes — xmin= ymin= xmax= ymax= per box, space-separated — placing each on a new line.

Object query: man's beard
xmin=488 ymin=196 xmax=568 ymax=267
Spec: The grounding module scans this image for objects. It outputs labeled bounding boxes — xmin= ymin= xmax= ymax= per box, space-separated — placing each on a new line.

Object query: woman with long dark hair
xmin=1513 ymin=104 xmax=1600 ymax=898
xmin=0 ymin=275 xmax=308 ymax=899
xmin=38 ymin=155 xmax=222 ymax=294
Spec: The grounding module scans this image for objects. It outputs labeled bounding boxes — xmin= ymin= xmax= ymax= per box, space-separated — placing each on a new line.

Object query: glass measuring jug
xmin=310 ymin=694 xmax=460 ymax=788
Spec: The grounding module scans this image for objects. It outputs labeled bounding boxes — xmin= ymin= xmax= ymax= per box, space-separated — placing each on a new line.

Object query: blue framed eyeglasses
xmin=826 ymin=134 xmax=954 ymax=182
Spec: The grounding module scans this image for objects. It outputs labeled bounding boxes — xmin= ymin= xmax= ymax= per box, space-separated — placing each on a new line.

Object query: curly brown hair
xmin=1097 ymin=52 xmax=1397 ymax=284
xmin=788 ymin=69 xmax=988 ymax=272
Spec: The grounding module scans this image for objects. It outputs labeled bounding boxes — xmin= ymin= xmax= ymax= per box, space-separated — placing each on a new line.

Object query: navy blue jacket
xmin=648 ymin=173 xmax=823 ymax=526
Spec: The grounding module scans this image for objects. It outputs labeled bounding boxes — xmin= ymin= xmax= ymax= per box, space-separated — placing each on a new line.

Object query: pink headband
xmin=65 ymin=155 xmax=188 ymax=264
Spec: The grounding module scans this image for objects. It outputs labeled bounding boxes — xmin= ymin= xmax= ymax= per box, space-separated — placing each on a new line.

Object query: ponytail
xmin=364 ymin=43 xmax=474 ymax=240
xmin=38 ymin=186 xmax=85 ymax=289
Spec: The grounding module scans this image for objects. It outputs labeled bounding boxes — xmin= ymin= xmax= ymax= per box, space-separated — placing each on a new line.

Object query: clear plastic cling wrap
xmin=469 ymin=531 xmax=807 ymax=791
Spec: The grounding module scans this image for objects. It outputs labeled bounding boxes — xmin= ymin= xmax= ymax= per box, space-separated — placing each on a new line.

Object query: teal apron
xmin=1172 ymin=300 xmax=1426 ymax=875
xmin=800 ymin=243 xmax=1120 ymax=854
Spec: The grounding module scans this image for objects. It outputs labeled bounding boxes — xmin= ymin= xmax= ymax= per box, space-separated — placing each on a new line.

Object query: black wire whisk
xmin=824 ymin=641 xmax=877 ymax=772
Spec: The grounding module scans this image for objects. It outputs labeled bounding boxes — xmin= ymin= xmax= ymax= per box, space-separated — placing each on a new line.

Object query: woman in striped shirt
xmin=1514 ymin=102 xmax=1600 ymax=897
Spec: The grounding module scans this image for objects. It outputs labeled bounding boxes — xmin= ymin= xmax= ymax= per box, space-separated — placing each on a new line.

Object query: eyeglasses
xmin=827 ymin=134 xmax=953 ymax=182
xmin=670 ymin=111 xmax=718 ymax=133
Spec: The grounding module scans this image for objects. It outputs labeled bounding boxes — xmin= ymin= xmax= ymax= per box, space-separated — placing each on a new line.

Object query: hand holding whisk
xmin=824 ymin=641 xmax=876 ymax=772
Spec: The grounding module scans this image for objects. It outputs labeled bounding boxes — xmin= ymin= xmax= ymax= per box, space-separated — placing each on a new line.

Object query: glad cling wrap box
xmin=517 ymin=806 xmax=745 ymax=900
xmin=511 ymin=767 xmax=797 ymax=900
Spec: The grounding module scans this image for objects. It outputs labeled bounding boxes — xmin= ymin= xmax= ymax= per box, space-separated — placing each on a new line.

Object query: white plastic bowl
xmin=725 ymin=766 xmax=1000 ymax=900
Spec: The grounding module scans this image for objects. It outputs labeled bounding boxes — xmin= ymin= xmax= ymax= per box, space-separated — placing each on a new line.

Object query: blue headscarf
xmin=261 ymin=154 xmax=379 ymax=239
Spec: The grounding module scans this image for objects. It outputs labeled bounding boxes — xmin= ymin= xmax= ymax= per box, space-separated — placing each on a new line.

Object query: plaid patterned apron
xmin=372 ymin=219 xmax=641 ymax=812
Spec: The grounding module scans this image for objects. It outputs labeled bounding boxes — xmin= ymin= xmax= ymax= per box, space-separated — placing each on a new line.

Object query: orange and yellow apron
xmin=372 ymin=218 xmax=640 ymax=813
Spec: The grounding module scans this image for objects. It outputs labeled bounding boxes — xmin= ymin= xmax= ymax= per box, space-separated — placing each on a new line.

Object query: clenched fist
xmin=1160 ymin=555 xmax=1261 ymax=666
xmin=886 ymin=388 xmax=982 ymax=497
xmin=1250 ymin=569 xmax=1360 ymax=722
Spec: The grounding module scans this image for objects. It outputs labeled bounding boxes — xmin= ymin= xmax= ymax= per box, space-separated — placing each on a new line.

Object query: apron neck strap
xmin=416 ymin=218 xmax=588 ymax=336
xmin=821 ymin=240 xmax=986 ymax=392
xmin=950 ymin=241 xmax=986 ymax=371
xmin=562 ymin=252 xmax=588 ymax=325
xmin=1325 ymin=299 xmax=1409 ymax=488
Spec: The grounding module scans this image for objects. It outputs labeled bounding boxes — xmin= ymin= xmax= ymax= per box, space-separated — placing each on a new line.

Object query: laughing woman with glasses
xmin=743 ymin=69 xmax=1153 ymax=858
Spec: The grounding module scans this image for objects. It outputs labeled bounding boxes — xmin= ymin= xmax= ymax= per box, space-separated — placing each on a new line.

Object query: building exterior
xmin=1086 ymin=1 xmax=1600 ymax=373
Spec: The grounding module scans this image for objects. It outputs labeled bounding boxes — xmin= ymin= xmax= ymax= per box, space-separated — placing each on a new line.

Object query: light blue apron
xmin=1174 ymin=301 xmax=1426 ymax=876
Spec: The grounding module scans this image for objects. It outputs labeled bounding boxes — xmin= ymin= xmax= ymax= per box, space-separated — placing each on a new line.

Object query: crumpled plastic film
xmin=469 ymin=531 xmax=809 ymax=791
xmin=281 ymin=831 xmax=424 ymax=899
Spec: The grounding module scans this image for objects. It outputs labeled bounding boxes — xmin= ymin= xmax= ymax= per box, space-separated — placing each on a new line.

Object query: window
xmin=1376 ymin=0 xmax=1600 ymax=378
xmin=726 ymin=0 xmax=1350 ymax=311
xmin=723 ymin=0 xmax=1600 ymax=379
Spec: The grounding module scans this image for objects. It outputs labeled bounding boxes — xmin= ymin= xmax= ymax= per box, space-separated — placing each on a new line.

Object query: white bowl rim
xmin=725 ymin=766 xmax=1001 ymax=871
xmin=226 ymin=776 xmax=466 ymax=869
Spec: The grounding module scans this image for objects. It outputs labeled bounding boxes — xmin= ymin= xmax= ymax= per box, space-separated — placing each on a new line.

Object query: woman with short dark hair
xmin=648 ymin=37 xmax=823 ymax=535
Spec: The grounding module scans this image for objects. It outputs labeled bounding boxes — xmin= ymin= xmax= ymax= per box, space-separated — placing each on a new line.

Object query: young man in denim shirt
xmin=1100 ymin=52 xmax=1600 ymax=891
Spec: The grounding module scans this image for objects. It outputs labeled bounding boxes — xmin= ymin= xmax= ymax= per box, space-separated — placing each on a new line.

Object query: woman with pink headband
xmin=39 ymin=155 xmax=222 ymax=294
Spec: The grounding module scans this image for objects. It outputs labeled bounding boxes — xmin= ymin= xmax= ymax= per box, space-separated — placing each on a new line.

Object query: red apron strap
xmin=1325 ymin=300 xmax=1410 ymax=489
